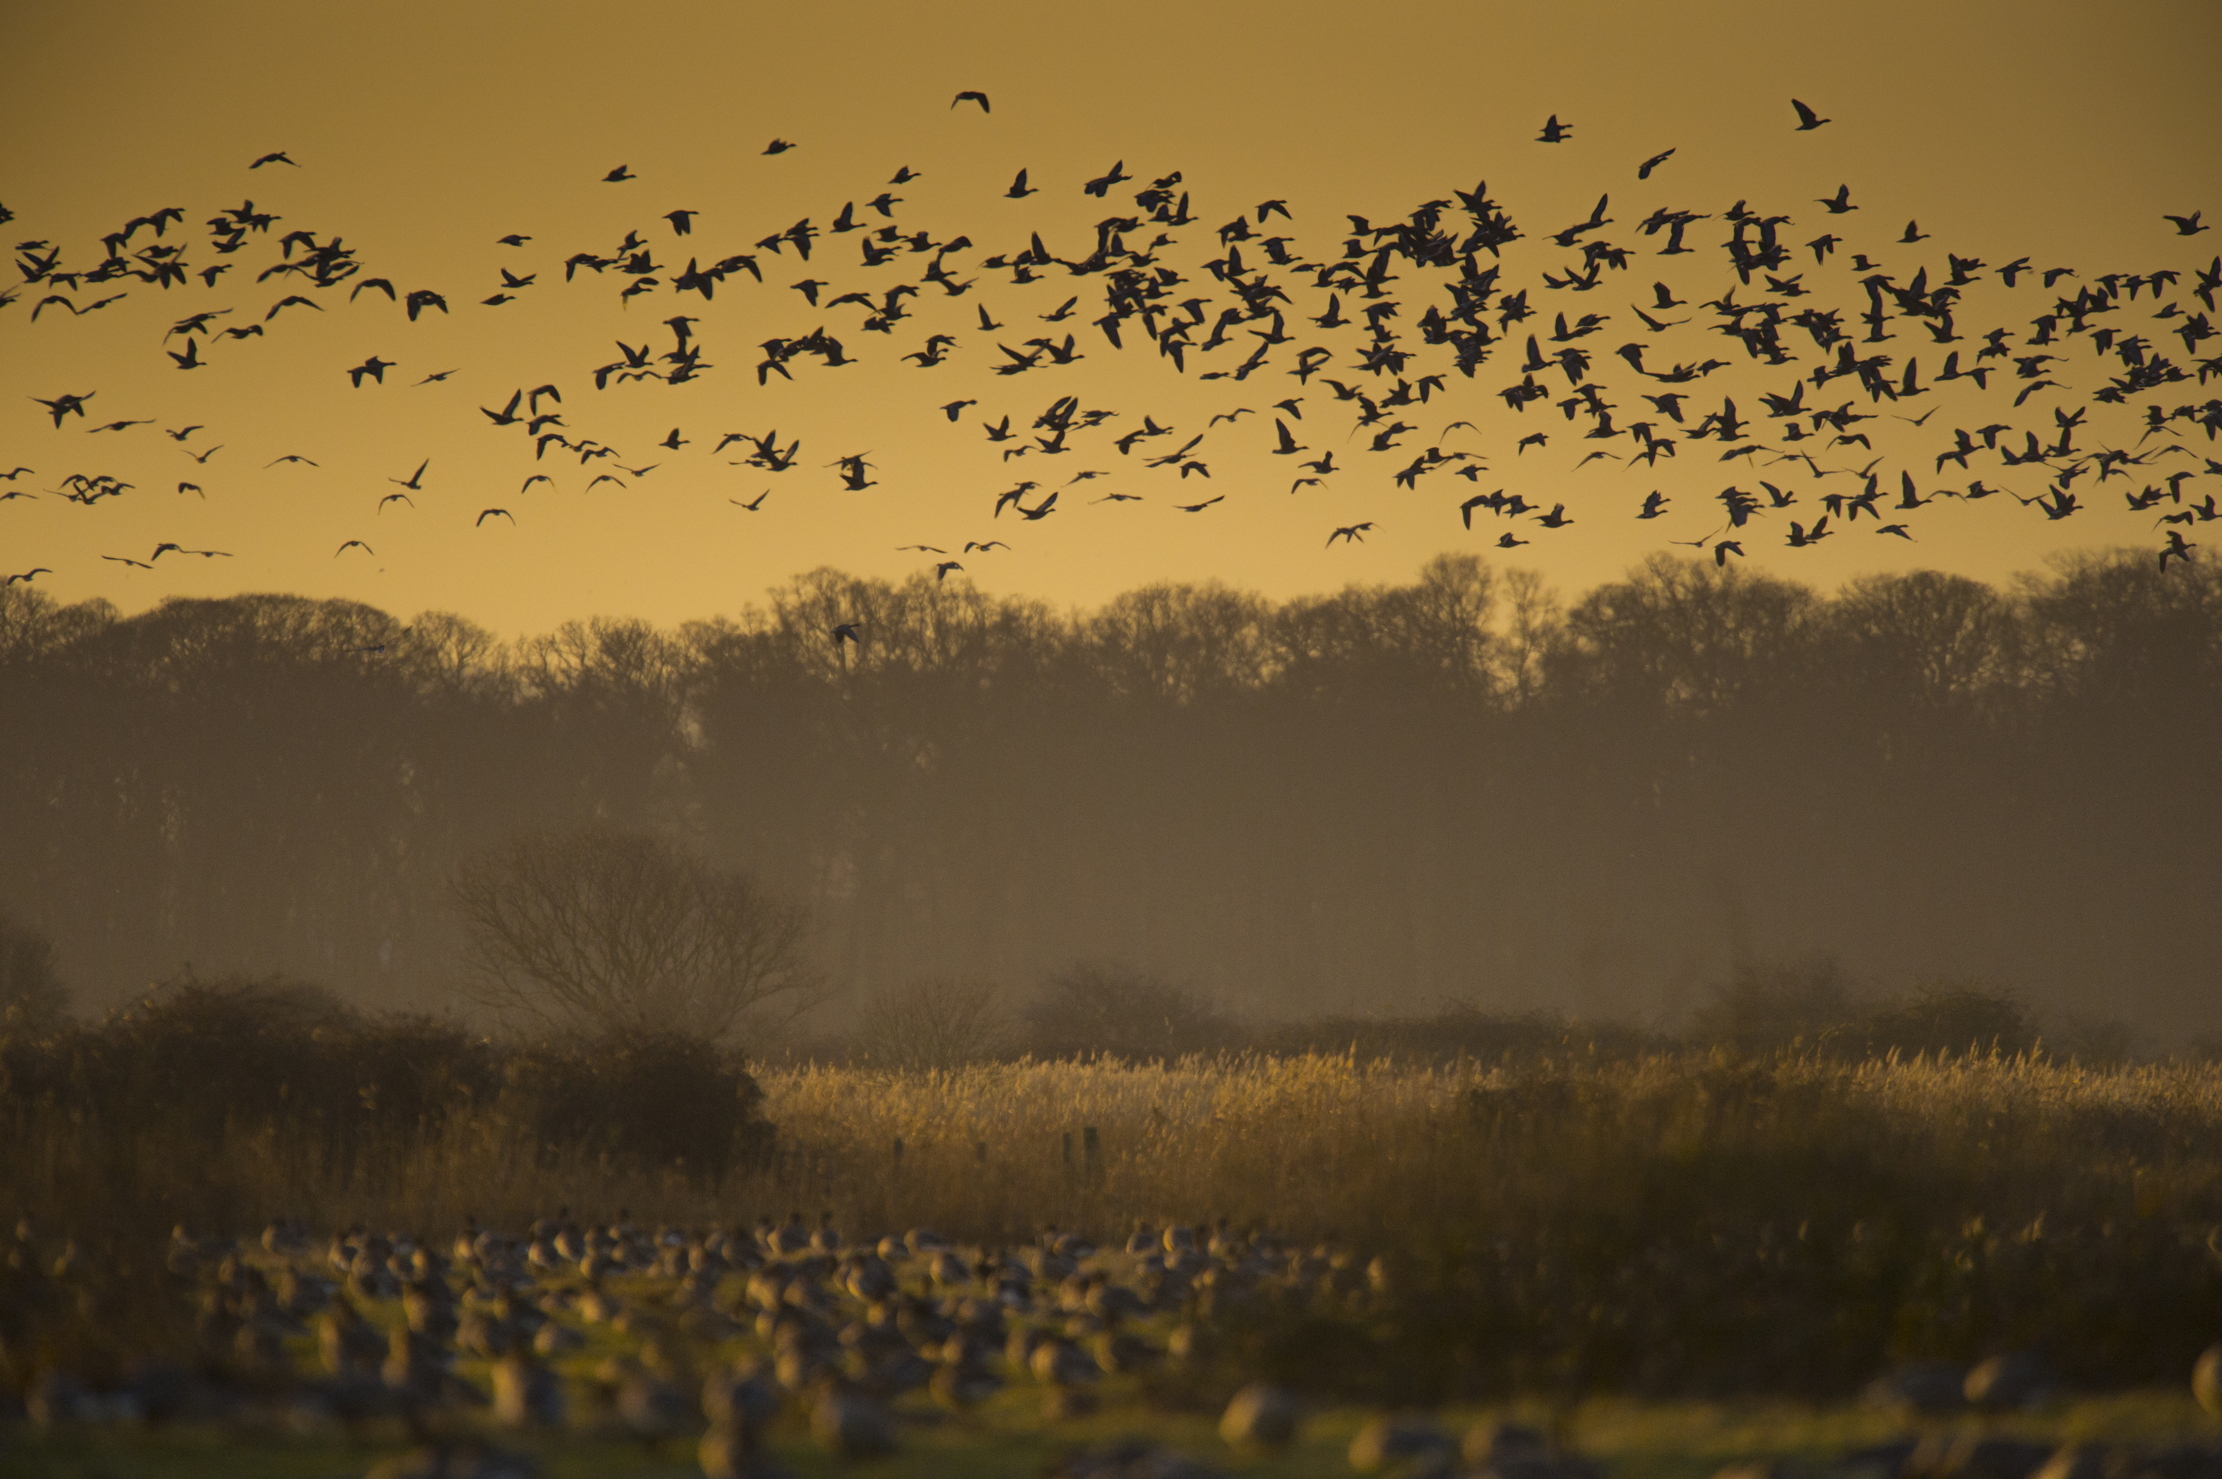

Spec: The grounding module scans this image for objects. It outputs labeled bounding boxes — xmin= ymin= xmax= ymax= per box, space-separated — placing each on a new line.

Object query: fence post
xmin=1061 ymin=1131 xmax=1073 ymax=1168
xmin=1082 ymin=1125 xmax=1100 ymax=1175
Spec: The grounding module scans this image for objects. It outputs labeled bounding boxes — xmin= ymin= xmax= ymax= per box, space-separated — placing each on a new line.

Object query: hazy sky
xmin=5 ymin=0 xmax=2218 ymax=634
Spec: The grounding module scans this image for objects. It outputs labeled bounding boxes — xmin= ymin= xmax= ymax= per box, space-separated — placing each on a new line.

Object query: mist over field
xmin=5 ymin=545 xmax=2215 ymax=1045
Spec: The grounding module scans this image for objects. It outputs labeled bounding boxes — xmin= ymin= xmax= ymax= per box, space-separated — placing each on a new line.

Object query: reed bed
xmin=10 ymin=1011 xmax=2222 ymax=1398
xmin=757 ymin=1050 xmax=2222 ymax=1243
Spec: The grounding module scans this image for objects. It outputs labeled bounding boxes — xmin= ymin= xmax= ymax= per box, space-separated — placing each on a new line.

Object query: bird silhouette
xmin=33 ymin=393 xmax=94 ymax=427
xmin=952 ymin=91 xmax=991 ymax=112
xmin=1790 ymin=99 xmax=1830 ymax=130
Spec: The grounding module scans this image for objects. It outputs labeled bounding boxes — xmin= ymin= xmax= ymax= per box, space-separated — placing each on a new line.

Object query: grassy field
xmin=6 ymin=1021 xmax=2222 ymax=1473
xmin=4 ymin=1391 xmax=2216 ymax=1479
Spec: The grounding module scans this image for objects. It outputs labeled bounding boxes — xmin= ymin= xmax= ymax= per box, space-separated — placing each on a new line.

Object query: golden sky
xmin=4 ymin=0 xmax=2219 ymax=634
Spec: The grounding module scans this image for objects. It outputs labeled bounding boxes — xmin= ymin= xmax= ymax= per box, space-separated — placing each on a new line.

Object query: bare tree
xmin=451 ymin=830 xmax=818 ymax=1042
xmin=851 ymin=976 xmax=1006 ymax=1070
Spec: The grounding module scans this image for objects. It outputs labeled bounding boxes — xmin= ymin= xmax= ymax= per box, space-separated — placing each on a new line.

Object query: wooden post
xmin=1061 ymin=1131 xmax=1073 ymax=1168
xmin=1082 ymin=1125 xmax=1100 ymax=1173
xmin=892 ymin=1136 xmax=904 ymax=1169
xmin=974 ymin=1140 xmax=988 ymax=1164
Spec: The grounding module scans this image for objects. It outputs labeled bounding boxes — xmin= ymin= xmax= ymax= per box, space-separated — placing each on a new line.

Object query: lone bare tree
xmin=852 ymin=976 xmax=1007 ymax=1071
xmin=451 ymin=829 xmax=818 ymax=1042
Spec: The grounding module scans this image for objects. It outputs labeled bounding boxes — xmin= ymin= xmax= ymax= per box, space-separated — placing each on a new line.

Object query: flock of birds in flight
xmin=6 ymin=91 xmax=2221 ymax=616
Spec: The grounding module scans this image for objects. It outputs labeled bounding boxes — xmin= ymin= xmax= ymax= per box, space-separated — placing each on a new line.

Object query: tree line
xmin=1 ymin=547 xmax=2216 ymax=1039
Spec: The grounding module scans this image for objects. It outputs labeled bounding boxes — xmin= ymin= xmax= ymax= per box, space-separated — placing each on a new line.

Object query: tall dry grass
xmin=8 ymin=1007 xmax=2222 ymax=1396
xmin=754 ymin=1052 xmax=2222 ymax=1397
xmin=759 ymin=1052 xmax=1478 ymax=1241
xmin=758 ymin=1049 xmax=2222 ymax=1242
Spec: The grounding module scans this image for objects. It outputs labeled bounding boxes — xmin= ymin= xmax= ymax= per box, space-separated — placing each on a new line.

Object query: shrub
xmin=19 ymin=974 xmax=497 ymax=1161
xmin=498 ymin=1030 xmax=773 ymax=1179
xmin=1687 ymin=962 xmax=2043 ymax=1062
xmin=1017 ymin=961 xmax=1228 ymax=1061
xmin=1858 ymin=979 xmax=2039 ymax=1059
xmin=1685 ymin=957 xmax=1860 ymax=1054
xmin=0 ymin=976 xmax=774 ymax=1201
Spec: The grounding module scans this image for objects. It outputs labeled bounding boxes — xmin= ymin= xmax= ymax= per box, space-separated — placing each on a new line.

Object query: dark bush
xmin=1685 ymin=957 xmax=1859 ymax=1054
xmin=499 ymin=1029 xmax=773 ymax=1178
xmin=116 ymin=971 xmax=357 ymax=1035
xmin=1857 ymin=979 xmax=2039 ymax=1059
xmin=1686 ymin=962 xmax=2041 ymax=1063
xmin=0 ymin=972 xmax=499 ymax=1172
xmin=0 ymin=974 xmax=772 ymax=1191
xmin=1017 ymin=961 xmax=1229 ymax=1061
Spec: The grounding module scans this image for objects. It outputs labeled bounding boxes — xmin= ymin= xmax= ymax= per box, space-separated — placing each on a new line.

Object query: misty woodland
xmin=3 ymin=546 xmax=2216 ymax=1036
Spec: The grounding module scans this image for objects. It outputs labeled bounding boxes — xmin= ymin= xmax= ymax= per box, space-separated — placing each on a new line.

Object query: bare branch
xmin=450 ymin=829 xmax=821 ymax=1042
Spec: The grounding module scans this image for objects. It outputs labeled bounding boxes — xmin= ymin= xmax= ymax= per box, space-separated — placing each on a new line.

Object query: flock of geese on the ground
xmin=8 ymin=1208 xmax=2222 ymax=1465
xmin=6 ymin=93 xmax=2221 ymax=628
xmin=7 ymin=1210 xmax=2222 ymax=1476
